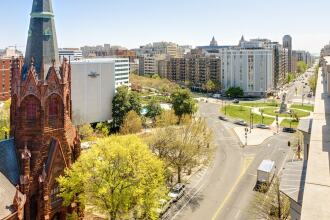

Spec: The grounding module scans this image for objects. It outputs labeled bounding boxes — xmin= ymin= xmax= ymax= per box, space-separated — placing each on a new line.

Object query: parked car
xmin=168 ymin=183 xmax=185 ymax=203
xmin=234 ymin=120 xmax=247 ymax=126
xmin=232 ymin=99 xmax=239 ymax=104
xmin=282 ymin=127 xmax=296 ymax=133
xmin=157 ymin=199 xmax=171 ymax=217
xmin=256 ymin=124 xmax=269 ymax=129
xmin=307 ymin=93 xmax=312 ymax=98
xmin=219 ymin=116 xmax=228 ymax=121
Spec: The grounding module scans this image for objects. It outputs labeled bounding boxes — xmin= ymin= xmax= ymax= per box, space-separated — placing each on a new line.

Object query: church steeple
xmin=210 ymin=36 xmax=218 ymax=47
xmin=22 ymin=0 xmax=59 ymax=80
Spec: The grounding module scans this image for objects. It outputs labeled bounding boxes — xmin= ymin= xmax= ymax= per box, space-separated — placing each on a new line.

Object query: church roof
xmin=0 ymin=139 xmax=20 ymax=185
xmin=22 ymin=0 xmax=60 ymax=80
xmin=0 ymin=172 xmax=19 ymax=219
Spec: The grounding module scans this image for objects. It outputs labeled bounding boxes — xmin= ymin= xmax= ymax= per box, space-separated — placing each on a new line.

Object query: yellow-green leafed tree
xmin=120 ymin=110 xmax=142 ymax=135
xmin=0 ymin=99 xmax=11 ymax=140
xmin=58 ymin=135 xmax=167 ymax=220
xmin=155 ymin=110 xmax=178 ymax=128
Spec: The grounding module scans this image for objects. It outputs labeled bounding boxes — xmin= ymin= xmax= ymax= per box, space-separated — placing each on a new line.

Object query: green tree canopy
xmin=147 ymin=118 xmax=213 ymax=183
xmin=296 ymin=61 xmax=308 ymax=74
xmin=225 ymin=87 xmax=244 ymax=98
xmin=112 ymin=86 xmax=142 ymax=131
xmin=171 ymin=89 xmax=197 ymax=120
xmin=58 ymin=135 xmax=167 ymax=220
xmin=78 ymin=124 xmax=94 ymax=141
xmin=204 ymin=80 xmax=220 ymax=93
xmin=145 ymin=97 xmax=163 ymax=120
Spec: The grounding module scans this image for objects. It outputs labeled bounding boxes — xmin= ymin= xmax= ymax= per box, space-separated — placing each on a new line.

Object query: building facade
xmin=0 ymin=59 xmax=14 ymax=101
xmin=59 ymin=48 xmax=83 ymax=62
xmin=0 ymin=0 xmax=82 ymax=219
xmin=71 ymin=58 xmax=130 ymax=125
xmin=283 ymin=35 xmax=293 ymax=72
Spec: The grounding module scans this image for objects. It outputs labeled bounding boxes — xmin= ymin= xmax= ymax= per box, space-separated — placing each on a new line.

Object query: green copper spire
xmin=22 ymin=0 xmax=60 ymax=80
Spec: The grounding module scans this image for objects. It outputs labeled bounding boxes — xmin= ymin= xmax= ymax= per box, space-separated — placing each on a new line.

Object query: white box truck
xmin=257 ymin=160 xmax=276 ymax=191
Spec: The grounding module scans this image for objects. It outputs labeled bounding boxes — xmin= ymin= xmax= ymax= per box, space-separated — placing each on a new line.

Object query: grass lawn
xmin=220 ymin=105 xmax=274 ymax=125
xmin=239 ymin=101 xmax=280 ymax=108
xmin=280 ymin=119 xmax=299 ymax=128
xmin=262 ymin=107 xmax=310 ymax=118
xmin=291 ymin=104 xmax=314 ymax=112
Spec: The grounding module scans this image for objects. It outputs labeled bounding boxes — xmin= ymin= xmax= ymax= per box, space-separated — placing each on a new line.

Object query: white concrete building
xmin=71 ymin=58 xmax=129 ymax=125
xmin=216 ymin=48 xmax=274 ymax=96
xmin=59 ymin=48 xmax=83 ymax=61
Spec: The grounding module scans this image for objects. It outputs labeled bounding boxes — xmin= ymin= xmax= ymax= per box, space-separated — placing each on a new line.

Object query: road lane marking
xmin=211 ymin=156 xmax=254 ymax=220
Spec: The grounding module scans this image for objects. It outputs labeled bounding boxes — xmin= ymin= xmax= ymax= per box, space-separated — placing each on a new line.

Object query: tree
xmin=249 ymin=178 xmax=290 ymax=220
xmin=77 ymin=124 xmax=94 ymax=141
xmin=204 ymin=80 xmax=220 ymax=93
xmin=171 ymin=89 xmax=197 ymax=121
xmin=225 ymin=87 xmax=244 ymax=98
xmin=145 ymin=97 xmax=163 ymax=120
xmin=112 ymin=86 xmax=142 ymax=131
xmin=0 ymin=99 xmax=10 ymax=140
xmin=95 ymin=122 xmax=109 ymax=137
xmin=287 ymin=73 xmax=296 ymax=83
xmin=155 ymin=110 xmax=178 ymax=127
xmin=147 ymin=118 xmax=213 ymax=183
xmin=58 ymin=135 xmax=167 ymax=220
xmin=309 ymin=73 xmax=317 ymax=94
xmin=120 ymin=110 xmax=143 ymax=135
xmin=297 ymin=61 xmax=308 ymax=74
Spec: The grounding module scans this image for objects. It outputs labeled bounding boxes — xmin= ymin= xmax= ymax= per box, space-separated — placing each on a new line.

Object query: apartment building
xmin=164 ymin=51 xmax=221 ymax=90
xmin=59 ymin=48 xmax=83 ymax=61
xmin=0 ymin=47 xmax=23 ymax=101
xmin=138 ymin=54 xmax=167 ymax=75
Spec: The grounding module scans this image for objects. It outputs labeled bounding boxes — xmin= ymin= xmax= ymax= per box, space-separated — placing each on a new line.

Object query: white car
xmin=169 ymin=183 xmax=185 ymax=203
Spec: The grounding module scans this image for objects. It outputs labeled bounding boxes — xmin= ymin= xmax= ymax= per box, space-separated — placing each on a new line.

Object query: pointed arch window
xmin=49 ymin=97 xmax=58 ymax=117
xmin=26 ymin=100 xmax=37 ymax=120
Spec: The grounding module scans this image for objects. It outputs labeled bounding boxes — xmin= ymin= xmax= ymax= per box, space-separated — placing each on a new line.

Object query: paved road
xmin=282 ymin=65 xmax=317 ymax=104
xmin=163 ymin=102 xmax=295 ymax=220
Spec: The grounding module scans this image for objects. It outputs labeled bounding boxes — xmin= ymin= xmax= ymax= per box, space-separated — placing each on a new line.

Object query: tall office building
xmin=283 ymin=35 xmax=293 ymax=72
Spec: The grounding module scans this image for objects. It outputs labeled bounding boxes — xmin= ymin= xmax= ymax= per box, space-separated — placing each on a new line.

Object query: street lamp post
xmin=302 ymin=94 xmax=305 ymax=106
xmin=261 ymin=110 xmax=264 ymax=124
xmin=289 ymin=111 xmax=293 ymax=128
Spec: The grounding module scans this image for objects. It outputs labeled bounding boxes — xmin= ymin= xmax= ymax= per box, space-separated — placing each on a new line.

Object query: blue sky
xmin=1 ymin=0 xmax=329 ymax=53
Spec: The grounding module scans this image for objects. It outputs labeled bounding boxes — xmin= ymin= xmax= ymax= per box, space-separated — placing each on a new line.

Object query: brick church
xmin=0 ymin=0 xmax=82 ymax=219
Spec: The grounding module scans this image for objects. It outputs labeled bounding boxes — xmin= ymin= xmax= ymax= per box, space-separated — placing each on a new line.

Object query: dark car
xmin=282 ymin=127 xmax=296 ymax=133
xmin=234 ymin=120 xmax=247 ymax=126
xmin=307 ymin=93 xmax=312 ymax=98
xmin=219 ymin=116 xmax=228 ymax=121
xmin=256 ymin=124 xmax=269 ymax=129
xmin=232 ymin=99 xmax=239 ymax=104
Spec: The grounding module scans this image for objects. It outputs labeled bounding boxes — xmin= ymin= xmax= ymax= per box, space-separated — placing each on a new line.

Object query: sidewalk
xmin=233 ymin=126 xmax=275 ymax=146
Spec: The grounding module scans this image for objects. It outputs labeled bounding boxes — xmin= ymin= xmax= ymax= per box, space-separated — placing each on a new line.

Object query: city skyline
xmin=1 ymin=0 xmax=329 ymax=54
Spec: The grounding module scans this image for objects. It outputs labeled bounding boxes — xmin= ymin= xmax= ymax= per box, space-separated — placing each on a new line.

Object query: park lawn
xmin=220 ymin=105 xmax=274 ymax=125
xmin=239 ymin=101 xmax=279 ymax=108
xmin=280 ymin=119 xmax=299 ymax=129
xmin=291 ymin=104 xmax=314 ymax=112
xmin=262 ymin=107 xmax=310 ymax=118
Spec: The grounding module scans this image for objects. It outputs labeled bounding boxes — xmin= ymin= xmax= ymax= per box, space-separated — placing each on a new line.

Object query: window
xmin=49 ymin=97 xmax=58 ymax=116
xmin=27 ymin=100 xmax=37 ymax=120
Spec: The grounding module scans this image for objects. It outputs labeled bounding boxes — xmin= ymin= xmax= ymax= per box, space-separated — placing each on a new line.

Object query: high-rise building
xmin=0 ymin=0 xmax=82 ymax=219
xmin=283 ymin=35 xmax=293 ymax=72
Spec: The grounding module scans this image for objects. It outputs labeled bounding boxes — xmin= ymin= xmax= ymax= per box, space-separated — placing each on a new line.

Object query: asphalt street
xmin=162 ymin=102 xmax=295 ymax=220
